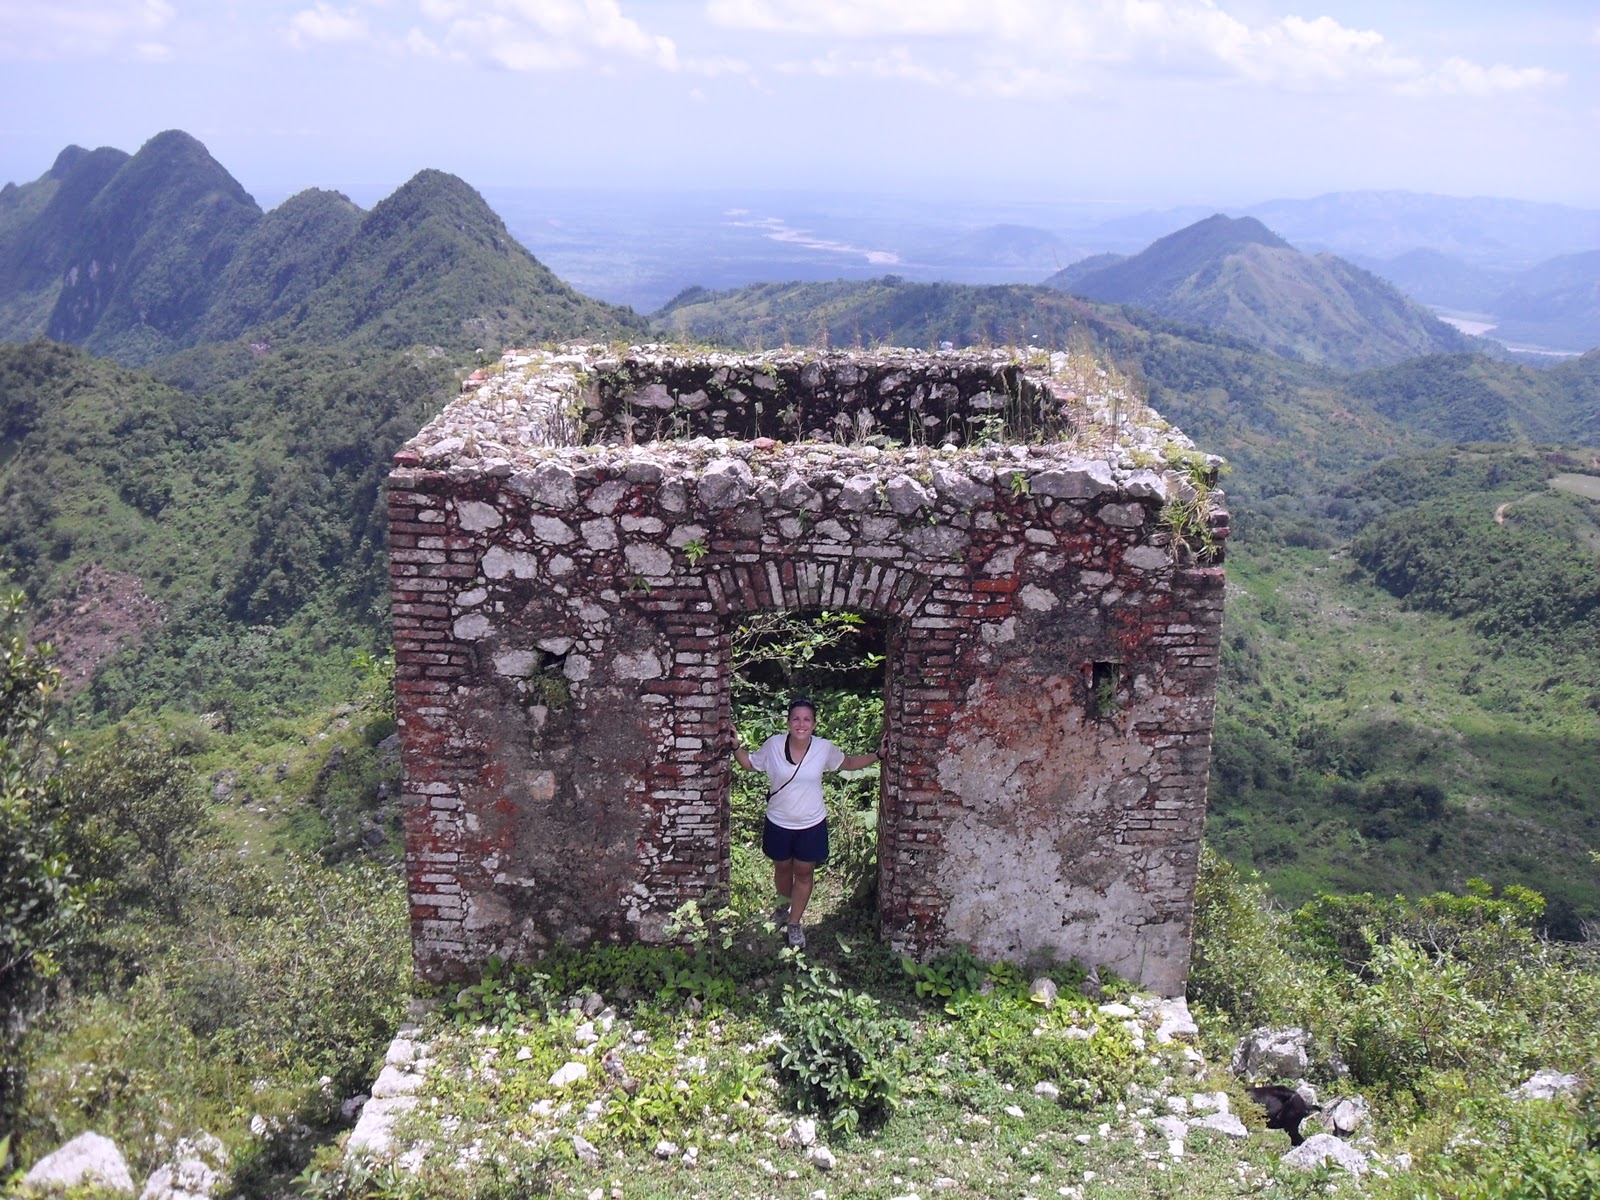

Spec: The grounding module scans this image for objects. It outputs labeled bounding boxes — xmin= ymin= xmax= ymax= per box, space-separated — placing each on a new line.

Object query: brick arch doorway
xmin=686 ymin=559 xmax=970 ymax=957
xmin=724 ymin=608 xmax=893 ymax=930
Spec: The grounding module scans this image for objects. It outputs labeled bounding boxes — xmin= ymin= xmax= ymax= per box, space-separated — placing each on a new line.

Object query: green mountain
xmin=193 ymin=187 xmax=363 ymax=344
xmin=274 ymin=168 xmax=636 ymax=351
xmin=1348 ymin=350 xmax=1600 ymax=443
xmin=0 ymin=145 xmax=132 ymax=340
xmin=1043 ymin=214 xmax=1480 ymax=370
xmin=653 ymin=276 xmax=1596 ymax=497
xmin=1049 ymin=215 xmax=1291 ymax=304
xmin=0 ymin=133 xmax=645 ymax=723
xmin=0 ymin=132 xmax=643 ymax=363
xmin=1490 ymin=250 xmax=1600 ymax=353
xmin=46 ymin=131 xmax=262 ymax=363
xmin=1214 ymin=445 xmax=1600 ymax=931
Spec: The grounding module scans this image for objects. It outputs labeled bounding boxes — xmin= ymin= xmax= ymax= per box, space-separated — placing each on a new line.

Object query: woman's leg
xmin=787 ymin=860 xmax=816 ymax=923
xmin=773 ymin=857 xmax=794 ymax=901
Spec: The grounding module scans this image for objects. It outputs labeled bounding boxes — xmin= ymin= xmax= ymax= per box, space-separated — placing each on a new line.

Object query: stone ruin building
xmin=388 ymin=346 xmax=1229 ymax=997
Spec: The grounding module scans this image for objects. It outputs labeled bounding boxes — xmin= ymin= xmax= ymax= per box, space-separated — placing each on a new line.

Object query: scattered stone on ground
xmin=1512 ymin=1069 xmax=1582 ymax=1100
xmin=1324 ymin=1095 xmax=1370 ymax=1135
xmin=22 ymin=1131 xmax=135 ymax=1195
xmin=138 ymin=1133 xmax=229 ymax=1200
xmin=1230 ymin=1026 xmax=1310 ymax=1078
xmin=1282 ymin=1133 xmax=1368 ymax=1174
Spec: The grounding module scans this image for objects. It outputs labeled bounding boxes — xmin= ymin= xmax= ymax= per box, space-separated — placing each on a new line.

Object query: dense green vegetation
xmin=0 ymin=131 xmax=644 ymax=366
xmin=1 ymin=130 xmax=1597 ymax=1193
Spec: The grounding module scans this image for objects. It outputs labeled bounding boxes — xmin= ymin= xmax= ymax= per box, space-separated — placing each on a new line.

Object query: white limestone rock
xmin=1513 ymin=1069 xmax=1582 ymax=1100
xmin=548 ymin=1062 xmax=589 ymax=1087
xmin=1282 ymin=1133 xmax=1367 ymax=1174
xmin=1188 ymin=1112 xmax=1249 ymax=1139
xmin=1230 ymin=1026 xmax=1311 ymax=1078
xmin=139 ymin=1133 xmax=229 ymax=1200
xmin=347 ymin=1096 xmax=418 ymax=1158
xmin=1324 ymin=1095 xmax=1370 ymax=1135
xmin=24 ymin=1132 xmax=135 ymax=1194
xmin=370 ymin=1065 xmax=423 ymax=1099
xmin=1189 ymin=1090 xmax=1229 ymax=1114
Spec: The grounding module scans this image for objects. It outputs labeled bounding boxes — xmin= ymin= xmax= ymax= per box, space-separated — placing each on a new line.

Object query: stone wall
xmin=390 ymin=347 xmax=1228 ymax=996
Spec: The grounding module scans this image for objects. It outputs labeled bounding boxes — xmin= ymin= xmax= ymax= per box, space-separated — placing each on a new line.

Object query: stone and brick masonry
xmin=389 ymin=346 xmax=1228 ymax=996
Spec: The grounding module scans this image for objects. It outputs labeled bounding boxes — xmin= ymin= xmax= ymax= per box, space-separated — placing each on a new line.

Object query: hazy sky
xmin=2 ymin=1 xmax=1596 ymax=210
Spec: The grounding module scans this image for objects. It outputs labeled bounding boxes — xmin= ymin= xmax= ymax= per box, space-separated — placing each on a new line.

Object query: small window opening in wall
xmin=730 ymin=609 xmax=888 ymax=921
xmin=1090 ymin=661 xmax=1123 ymax=718
xmin=527 ymin=650 xmax=570 ymax=710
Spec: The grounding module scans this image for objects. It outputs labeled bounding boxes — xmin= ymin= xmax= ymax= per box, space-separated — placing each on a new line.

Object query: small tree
xmin=70 ymin=728 xmax=210 ymax=921
xmin=0 ymin=590 xmax=80 ymax=1130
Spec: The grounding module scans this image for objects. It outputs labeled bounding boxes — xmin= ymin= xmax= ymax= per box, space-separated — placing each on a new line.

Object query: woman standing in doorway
xmin=733 ymin=697 xmax=883 ymax=949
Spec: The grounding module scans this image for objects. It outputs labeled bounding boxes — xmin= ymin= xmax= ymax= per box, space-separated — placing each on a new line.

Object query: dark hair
xmin=787 ymin=696 xmax=817 ymax=718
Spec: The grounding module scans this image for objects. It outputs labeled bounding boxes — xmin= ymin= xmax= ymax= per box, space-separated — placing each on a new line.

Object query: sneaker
xmin=787 ymin=923 xmax=806 ymax=950
xmin=770 ymin=903 xmax=790 ymax=927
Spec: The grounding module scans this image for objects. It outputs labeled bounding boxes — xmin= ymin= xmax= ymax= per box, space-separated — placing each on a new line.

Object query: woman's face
xmin=787 ymin=706 xmax=816 ymax=737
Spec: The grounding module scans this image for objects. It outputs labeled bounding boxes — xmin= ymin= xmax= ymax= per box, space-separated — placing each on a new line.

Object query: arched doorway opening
xmin=725 ymin=609 xmax=890 ymax=936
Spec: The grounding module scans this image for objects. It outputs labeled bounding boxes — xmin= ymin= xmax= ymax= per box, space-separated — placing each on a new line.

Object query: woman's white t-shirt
xmin=750 ymin=734 xmax=843 ymax=829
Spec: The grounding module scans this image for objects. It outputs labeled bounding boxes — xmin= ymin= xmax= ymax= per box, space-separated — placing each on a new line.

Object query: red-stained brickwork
xmin=390 ymin=348 xmax=1228 ymax=996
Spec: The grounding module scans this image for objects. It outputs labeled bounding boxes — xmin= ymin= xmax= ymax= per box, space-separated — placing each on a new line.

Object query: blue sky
xmin=1 ymin=1 xmax=1596 ymax=209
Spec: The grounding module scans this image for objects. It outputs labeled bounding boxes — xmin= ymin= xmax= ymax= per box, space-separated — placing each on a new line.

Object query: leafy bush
xmin=1392 ymin=1086 xmax=1600 ymax=1200
xmin=1188 ymin=847 xmax=1330 ymax=1033
xmin=172 ymin=852 xmax=410 ymax=1089
xmin=775 ymin=956 xmax=905 ymax=1134
xmin=0 ymin=591 xmax=80 ymax=1135
xmin=941 ymin=990 xmax=1138 ymax=1104
xmin=65 ymin=727 xmax=212 ymax=919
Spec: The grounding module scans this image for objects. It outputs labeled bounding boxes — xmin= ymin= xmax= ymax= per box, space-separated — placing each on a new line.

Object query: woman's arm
xmin=732 ymin=739 xmax=754 ymax=771
xmin=838 ymin=740 xmax=885 ymax=772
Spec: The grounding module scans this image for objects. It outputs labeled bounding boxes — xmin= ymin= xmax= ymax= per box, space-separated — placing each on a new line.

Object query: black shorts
xmin=762 ymin=817 xmax=829 ymax=865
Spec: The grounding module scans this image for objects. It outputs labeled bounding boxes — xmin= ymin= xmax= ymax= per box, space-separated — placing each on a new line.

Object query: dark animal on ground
xmin=1248 ymin=1084 xmax=1320 ymax=1145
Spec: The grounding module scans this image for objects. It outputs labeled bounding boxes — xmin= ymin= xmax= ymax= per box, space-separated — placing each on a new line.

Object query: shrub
xmin=171 ymin=851 xmax=411 ymax=1091
xmin=66 ymin=727 xmax=212 ymax=919
xmin=1392 ymin=1086 xmax=1600 ymax=1200
xmin=940 ymin=990 xmax=1138 ymax=1105
xmin=775 ymin=956 xmax=905 ymax=1134
xmin=0 ymin=590 xmax=80 ymax=1135
xmin=1188 ymin=846 xmax=1330 ymax=1032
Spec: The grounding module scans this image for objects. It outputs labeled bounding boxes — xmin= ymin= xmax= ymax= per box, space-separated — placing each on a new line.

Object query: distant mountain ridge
xmin=1043 ymin=214 xmax=1481 ymax=370
xmin=652 ymin=276 xmax=1599 ymax=492
xmin=0 ymin=130 xmax=641 ymax=364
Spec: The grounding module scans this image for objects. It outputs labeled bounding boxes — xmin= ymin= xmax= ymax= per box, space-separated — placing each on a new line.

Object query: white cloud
xmin=415 ymin=0 xmax=678 ymax=72
xmin=706 ymin=0 xmax=1555 ymax=99
xmin=0 ymin=0 xmax=176 ymax=61
xmin=1403 ymin=57 xmax=1564 ymax=97
xmin=288 ymin=4 xmax=370 ymax=50
xmin=778 ymin=45 xmax=951 ymax=86
xmin=708 ymin=0 xmax=1002 ymax=38
xmin=682 ymin=53 xmax=752 ymax=77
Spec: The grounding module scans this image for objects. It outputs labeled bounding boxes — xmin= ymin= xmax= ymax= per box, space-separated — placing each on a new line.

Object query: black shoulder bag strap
xmin=767 ymin=736 xmax=805 ymax=802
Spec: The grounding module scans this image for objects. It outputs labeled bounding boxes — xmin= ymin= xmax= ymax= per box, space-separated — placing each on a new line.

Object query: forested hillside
xmin=0 ymin=133 xmax=643 ymax=727
xmin=1040 ymin=214 xmax=1481 ymax=370
xmin=0 ymin=130 xmax=643 ymax=364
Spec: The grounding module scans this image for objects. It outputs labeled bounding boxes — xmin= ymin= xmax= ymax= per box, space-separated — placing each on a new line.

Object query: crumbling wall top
xmin=395 ymin=347 xmax=1225 ymax=497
